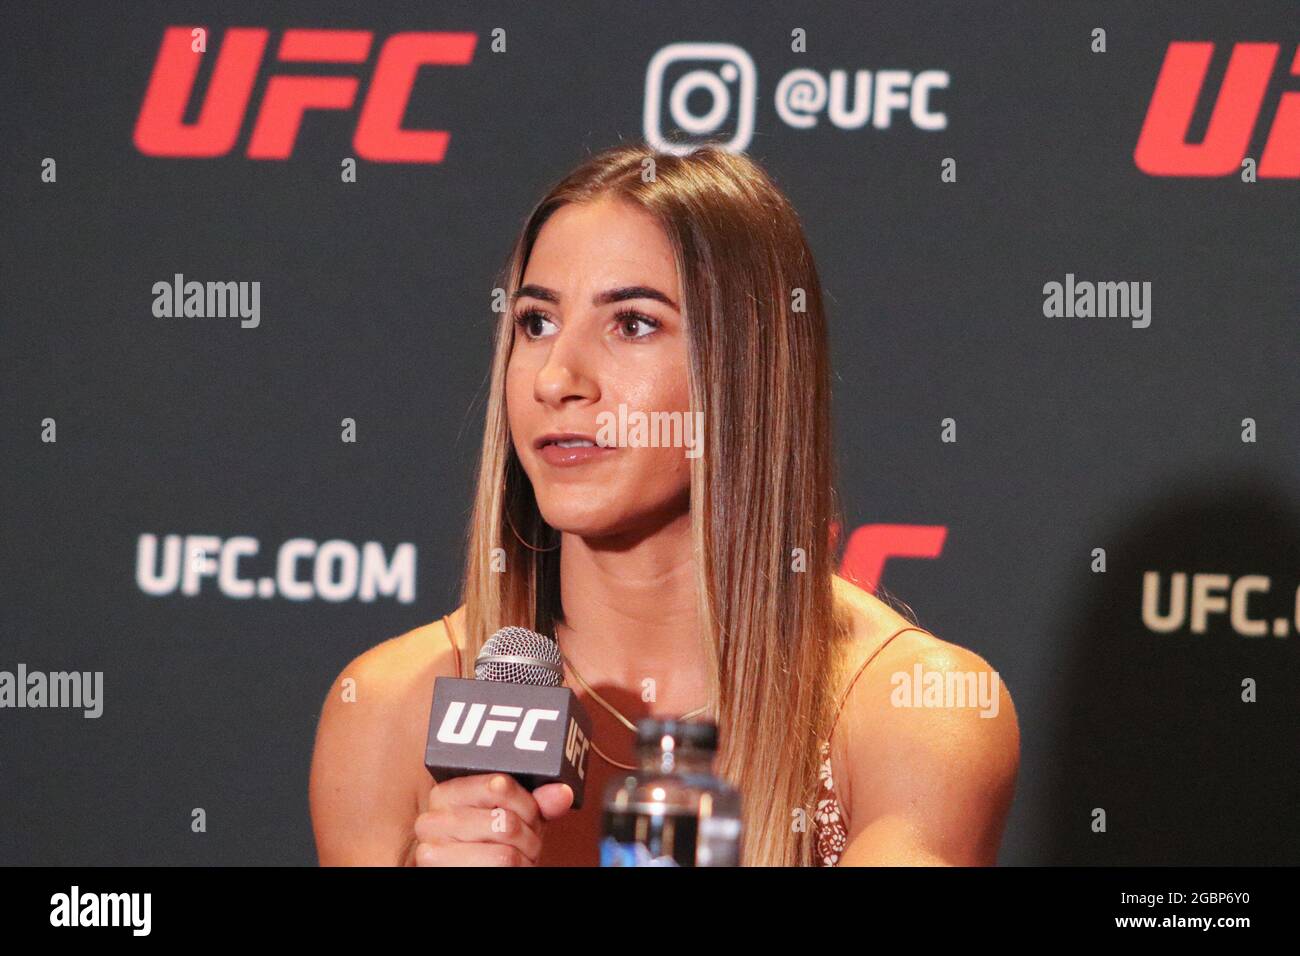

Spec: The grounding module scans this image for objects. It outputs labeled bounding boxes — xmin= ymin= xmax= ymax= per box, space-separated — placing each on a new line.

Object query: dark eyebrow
xmin=511 ymin=284 xmax=678 ymax=311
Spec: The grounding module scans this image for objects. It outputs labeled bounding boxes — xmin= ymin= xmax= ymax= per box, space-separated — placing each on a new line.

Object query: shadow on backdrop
xmin=1043 ymin=465 xmax=1300 ymax=864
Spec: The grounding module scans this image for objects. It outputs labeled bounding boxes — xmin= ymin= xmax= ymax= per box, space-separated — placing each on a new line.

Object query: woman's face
xmin=506 ymin=194 xmax=693 ymax=540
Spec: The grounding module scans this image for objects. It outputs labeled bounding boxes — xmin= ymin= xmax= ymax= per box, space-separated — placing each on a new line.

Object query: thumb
xmin=533 ymin=782 xmax=575 ymax=820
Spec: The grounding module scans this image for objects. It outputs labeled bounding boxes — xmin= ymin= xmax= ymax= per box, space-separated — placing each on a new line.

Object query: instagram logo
xmin=644 ymin=43 xmax=757 ymax=154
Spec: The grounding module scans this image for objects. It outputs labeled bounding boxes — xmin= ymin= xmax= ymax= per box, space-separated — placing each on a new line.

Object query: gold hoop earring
xmin=504 ymin=509 xmax=561 ymax=552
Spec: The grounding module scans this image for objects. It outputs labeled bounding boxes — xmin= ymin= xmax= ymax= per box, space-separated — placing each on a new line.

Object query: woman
xmin=309 ymin=143 xmax=1020 ymax=866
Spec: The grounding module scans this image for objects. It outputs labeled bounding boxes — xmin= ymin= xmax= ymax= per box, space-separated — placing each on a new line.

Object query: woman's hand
xmin=413 ymin=773 xmax=574 ymax=866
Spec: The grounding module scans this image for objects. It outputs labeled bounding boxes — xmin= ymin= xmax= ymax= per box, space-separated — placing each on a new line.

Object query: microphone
xmin=424 ymin=626 xmax=594 ymax=808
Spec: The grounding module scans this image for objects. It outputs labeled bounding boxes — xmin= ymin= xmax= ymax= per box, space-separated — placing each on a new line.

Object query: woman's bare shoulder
xmin=830 ymin=574 xmax=1005 ymax=706
xmin=831 ymin=575 xmax=935 ymax=674
xmin=308 ymin=606 xmax=467 ymax=865
xmin=827 ymin=573 xmax=997 ymax=760
xmin=827 ymin=577 xmax=1020 ymax=864
xmin=336 ymin=605 xmax=467 ymax=699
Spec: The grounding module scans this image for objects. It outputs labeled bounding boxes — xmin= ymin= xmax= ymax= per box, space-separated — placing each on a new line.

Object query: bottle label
xmin=599 ymin=837 xmax=682 ymax=867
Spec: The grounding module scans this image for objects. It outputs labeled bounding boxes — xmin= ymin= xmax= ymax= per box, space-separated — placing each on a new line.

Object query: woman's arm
xmin=835 ymin=632 xmax=1021 ymax=866
xmin=309 ymin=632 xmax=438 ymax=866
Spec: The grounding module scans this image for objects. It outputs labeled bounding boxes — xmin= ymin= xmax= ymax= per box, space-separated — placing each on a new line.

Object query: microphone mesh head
xmin=475 ymin=626 xmax=564 ymax=686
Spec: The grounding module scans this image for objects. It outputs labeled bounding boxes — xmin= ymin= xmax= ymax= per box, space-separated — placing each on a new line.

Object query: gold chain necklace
xmin=557 ymin=635 xmax=711 ymax=771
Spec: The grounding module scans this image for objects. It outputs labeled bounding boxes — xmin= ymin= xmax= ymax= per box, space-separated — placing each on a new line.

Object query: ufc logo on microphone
xmin=1135 ymin=41 xmax=1300 ymax=178
xmin=565 ymin=716 xmax=590 ymax=779
xmin=436 ymin=702 xmax=559 ymax=750
xmin=133 ymin=26 xmax=476 ymax=162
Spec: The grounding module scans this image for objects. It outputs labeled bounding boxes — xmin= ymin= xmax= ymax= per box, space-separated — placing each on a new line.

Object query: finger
xmin=428 ymin=773 xmax=543 ymax=830
xmin=414 ymin=805 xmax=543 ymax=862
xmin=416 ymin=840 xmax=533 ymax=867
xmin=533 ymin=782 xmax=575 ymax=821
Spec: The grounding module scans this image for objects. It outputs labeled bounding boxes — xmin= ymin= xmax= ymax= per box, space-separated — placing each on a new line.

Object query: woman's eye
xmin=513 ymin=309 xmax=557 ymax=339
xmin=614 ymin=310 xmax=660 ymax=340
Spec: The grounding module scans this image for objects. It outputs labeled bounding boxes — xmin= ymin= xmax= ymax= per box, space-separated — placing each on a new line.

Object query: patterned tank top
xmin=439 ymin=615 xmax=927 ymax=867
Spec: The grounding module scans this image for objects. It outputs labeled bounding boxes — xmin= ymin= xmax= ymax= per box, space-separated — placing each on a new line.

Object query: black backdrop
xmin=2 ymin=0 xmax=1297 ymax=865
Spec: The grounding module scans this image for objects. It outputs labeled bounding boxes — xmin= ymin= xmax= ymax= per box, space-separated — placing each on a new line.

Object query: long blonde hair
xmin=458 ymin=142 xmax=852 ymax=866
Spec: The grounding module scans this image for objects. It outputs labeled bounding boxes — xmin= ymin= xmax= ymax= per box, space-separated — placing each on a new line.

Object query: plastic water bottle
xmin=599 ymin=718 xmax=742 ymax=866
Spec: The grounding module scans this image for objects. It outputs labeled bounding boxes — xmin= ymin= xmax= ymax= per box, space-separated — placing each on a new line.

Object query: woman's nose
xmin=534 ymin=327 xmax=599 ymax=406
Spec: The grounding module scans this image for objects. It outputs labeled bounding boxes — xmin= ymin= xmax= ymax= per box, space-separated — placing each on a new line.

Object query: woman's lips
xmin=536 ymin=439 xmax=618 ymax=467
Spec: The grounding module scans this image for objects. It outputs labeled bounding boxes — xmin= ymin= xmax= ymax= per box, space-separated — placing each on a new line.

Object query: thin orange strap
xmin=441 ymin=613 xmax=463 ymax=676
xmin=827 ymin=626 xmax=930 ymax=743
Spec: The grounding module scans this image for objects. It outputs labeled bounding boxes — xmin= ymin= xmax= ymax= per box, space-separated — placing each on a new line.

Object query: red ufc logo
xmin=1135 ymin=41 xmax=1300 ymax=177
xmin=134 ymin=27 xmax=476 ymax=162
xmin=834 ymin=523 xmax=948 ymax=593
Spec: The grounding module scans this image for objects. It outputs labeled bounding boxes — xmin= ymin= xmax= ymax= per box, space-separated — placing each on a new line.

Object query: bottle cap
xmin=635 ymin=717 xmax=718 ymax=751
